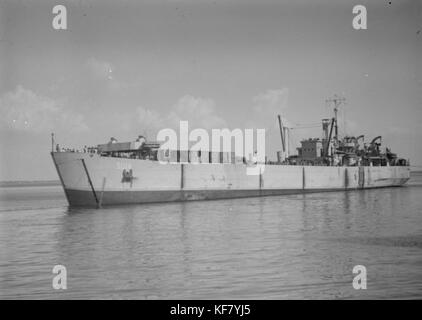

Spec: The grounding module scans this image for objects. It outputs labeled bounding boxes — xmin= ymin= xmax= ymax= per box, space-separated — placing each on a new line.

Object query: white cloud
xmin=136 ymin=95 xmax=227 ymax=137
xmin=242 ymin=88 xmax=291 ymax=131
xmin=168 ymin=95 xmax=227 ymax=130
xmin=134 ymin=91 xmax=292 ymax=147
xmin=0 ymin=85 xmax=88 ymax=133
xmin=136 ymin=106 xmax=166 ymax=134
xmin=86 ymin=58 xmax=114 ymax=81
xmin=252 ymin=88 xmax=289 ymax=115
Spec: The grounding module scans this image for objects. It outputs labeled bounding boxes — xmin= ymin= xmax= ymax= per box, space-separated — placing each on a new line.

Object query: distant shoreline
xmin=0 ymin=180 xmax=61 ymax=188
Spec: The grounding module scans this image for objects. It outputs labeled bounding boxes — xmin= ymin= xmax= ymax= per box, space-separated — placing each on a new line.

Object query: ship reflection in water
xmin=1 ymin=173 xmax=421 ymax=299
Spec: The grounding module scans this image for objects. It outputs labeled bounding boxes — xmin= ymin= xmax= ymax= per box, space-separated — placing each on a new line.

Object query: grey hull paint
xmin=51 ymin=152 xmax=409 ymax=208
xmin=64 ymin=186 xmax=405 ymax=208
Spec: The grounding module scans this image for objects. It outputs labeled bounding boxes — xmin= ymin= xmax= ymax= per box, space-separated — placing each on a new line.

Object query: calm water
xmin=1 ymin=173 xmax=422 ymax=299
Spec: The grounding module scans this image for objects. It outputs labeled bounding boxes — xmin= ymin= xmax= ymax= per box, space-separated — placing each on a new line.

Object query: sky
xmin=0 ymin=0 xmax=421 ymax=181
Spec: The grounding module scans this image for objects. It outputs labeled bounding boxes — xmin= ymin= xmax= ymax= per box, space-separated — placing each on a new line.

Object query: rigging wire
xmin=290 ymin=122 xmax=320 ymax=127
xmin=290 ymin=125 xmax=321 ymax=130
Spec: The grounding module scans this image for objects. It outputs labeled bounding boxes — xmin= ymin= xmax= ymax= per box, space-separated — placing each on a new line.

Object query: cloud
xmin=168 ymin=95 xmax=227 ymax=130
xmin=252 ymin=88 xmax=289 ymax=115
xmin=134 ymin=90 xmax=292 ymax=149
xmin=136 ymin=95 xmax=227 ymax=137
xmin=136 ymin=106 xmax=166 ymax=134
xmin=242 ymin=88 xmax=291 ymax=131
xmin=86 ymin=58 xmax=114 ymax=81
xmin=0 ymin=85 xmax=88 ymax=133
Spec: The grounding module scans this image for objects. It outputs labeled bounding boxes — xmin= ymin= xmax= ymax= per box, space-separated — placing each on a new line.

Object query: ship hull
xmin=52 ymin=152 xmax=411 ymax=207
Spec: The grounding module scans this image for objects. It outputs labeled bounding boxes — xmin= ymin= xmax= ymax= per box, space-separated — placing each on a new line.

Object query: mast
xmin=324 ymin=118 xmax=335 ymax=160
xmin=326 ymin=95 xmax=346 ymax=141
xmin=283 ymin=126 xmax=289 ymax=158
xmin=51 ymin=133 xmax=55 ymax=152
xmin=277 ymin=115 xmax=285 ymax=153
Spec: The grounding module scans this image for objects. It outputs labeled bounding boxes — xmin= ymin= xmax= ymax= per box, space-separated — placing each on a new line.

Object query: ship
xmin=51 ymin=97 xmax=410 ymax=207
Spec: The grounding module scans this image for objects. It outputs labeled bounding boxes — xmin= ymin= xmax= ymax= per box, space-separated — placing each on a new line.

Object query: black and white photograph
xmin=0 ymin=0 xmax=421 ymax=305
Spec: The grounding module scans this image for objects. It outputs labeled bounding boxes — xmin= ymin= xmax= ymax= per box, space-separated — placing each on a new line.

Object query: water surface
xmin=1 ymin=173 xmax=421 ymax=299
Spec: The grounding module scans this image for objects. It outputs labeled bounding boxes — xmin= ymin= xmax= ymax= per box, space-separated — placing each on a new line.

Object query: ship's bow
xmin=51 ymin=152 xmax=99 ymax=207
